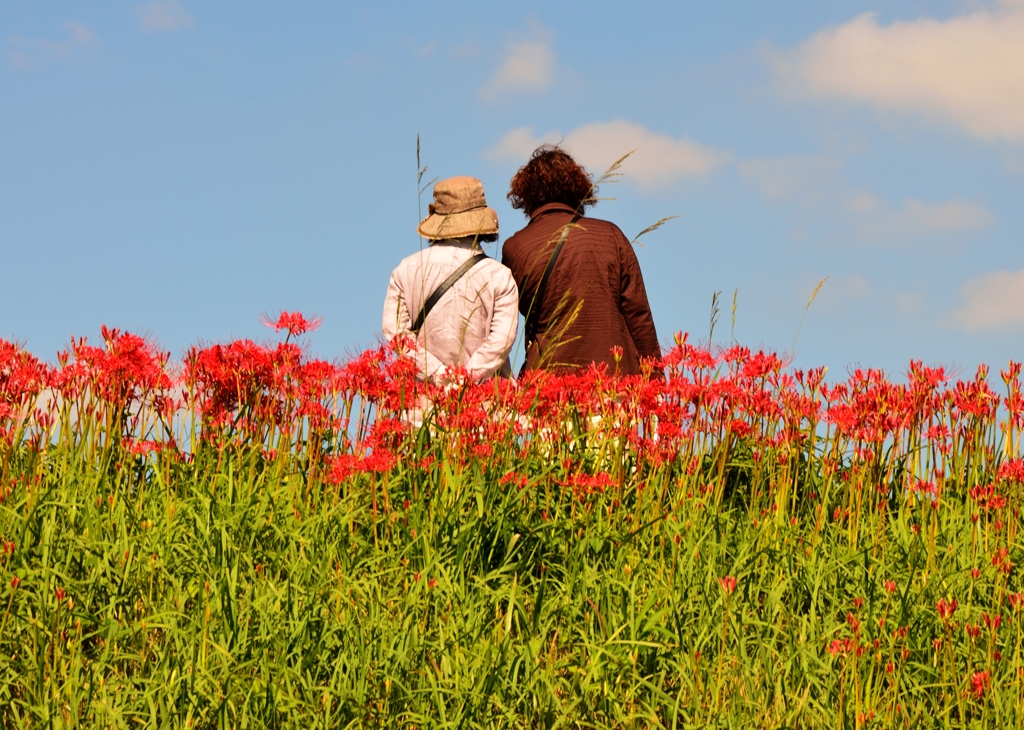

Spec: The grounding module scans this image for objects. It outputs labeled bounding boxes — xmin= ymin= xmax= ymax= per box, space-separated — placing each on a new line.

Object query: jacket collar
xmin=430 ymin=236 xmax=485 ymax=250
xmin=529 ymin=202 xmax=579 ymax=220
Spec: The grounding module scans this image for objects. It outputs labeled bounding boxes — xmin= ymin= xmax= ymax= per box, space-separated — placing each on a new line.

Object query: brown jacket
xmin=501 ymin=203 xmax=662 ymax=376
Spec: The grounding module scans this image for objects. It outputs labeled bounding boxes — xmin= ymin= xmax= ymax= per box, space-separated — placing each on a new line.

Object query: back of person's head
xmin=507 ymin=145 xmax=598 ymax=217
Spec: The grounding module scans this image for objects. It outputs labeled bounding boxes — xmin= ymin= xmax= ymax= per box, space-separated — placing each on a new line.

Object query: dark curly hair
xmin=507 ymin=145 xmax=598 ymax=216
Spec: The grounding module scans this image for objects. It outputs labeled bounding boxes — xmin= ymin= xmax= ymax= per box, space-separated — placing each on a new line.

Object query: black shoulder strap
xmin=525 ymin=215 xmax=579 ymax=346
xmin=410 ymin=252 xmax=487 ymax=334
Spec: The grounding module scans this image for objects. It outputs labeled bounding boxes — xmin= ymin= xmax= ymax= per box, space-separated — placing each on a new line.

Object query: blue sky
xmin=2 ymin=0 xmax=1022 ymax=379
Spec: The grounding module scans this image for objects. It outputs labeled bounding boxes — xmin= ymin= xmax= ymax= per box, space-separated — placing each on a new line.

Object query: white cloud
xmin=8 ymin=22 xmax=96 ymax=68
xmin=950 ymin=269 xmax=1024 ymax=330
xmin=140 ymin=0 xmax=193 ymax=32
xmin=487 ymin=120 xmax=726 ymax=187
xmin=479 ymin=23 xmax=554 ymax=100
xmin=772 ymin=6 xmax=1024 ymax=141
xmin=857 ymin=198 xmax=995 ymax=241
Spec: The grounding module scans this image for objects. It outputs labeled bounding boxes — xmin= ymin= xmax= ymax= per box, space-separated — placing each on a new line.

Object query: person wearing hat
xmin=382 ymin=176 xmax=519 ymax=383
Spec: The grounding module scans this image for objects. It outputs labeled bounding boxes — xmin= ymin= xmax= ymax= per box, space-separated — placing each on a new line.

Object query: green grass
xmin=3 ymin=438 xmax=1023 ymax=728
xmin=3 ymin=334 xmax=1024 ymax=727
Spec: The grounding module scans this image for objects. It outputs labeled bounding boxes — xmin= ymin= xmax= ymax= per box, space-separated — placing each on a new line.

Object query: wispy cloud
xmin=950 ymin=268 xmax=1024 ymax=330
xmin=64 ymin=23 xmax=96 ymax=46
xmin=740 ymin=155 xmax=994 ymax=245
xmin=8 ymin=22 xmax=96 ymax=69
xmin=857 ymin=198 xmax=995 ymax=242
xmin=140 ymin=0 xmax=194 ymax=33
xmin=479 ymin=22 xmax=554 ymax=101
xmin=771 ymin=5 xmax=1024 ymax=141
xmin=488 ymin=120 xmax=726 ymax=187
xmin=740 ymin=154 xmax=878 ymax=212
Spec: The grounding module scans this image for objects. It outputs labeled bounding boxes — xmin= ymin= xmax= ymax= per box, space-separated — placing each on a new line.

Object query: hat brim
xmin=417 ymin=207 xmax=499 ymax=240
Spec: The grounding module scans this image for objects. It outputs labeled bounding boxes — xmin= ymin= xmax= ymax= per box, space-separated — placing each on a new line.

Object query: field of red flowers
xmin=2 ymin=313 xmax=1023 ymax=727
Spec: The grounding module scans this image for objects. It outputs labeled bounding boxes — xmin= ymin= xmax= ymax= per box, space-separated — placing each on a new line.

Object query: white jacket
xmin=382 ymin=240 xmax=519 ymax=382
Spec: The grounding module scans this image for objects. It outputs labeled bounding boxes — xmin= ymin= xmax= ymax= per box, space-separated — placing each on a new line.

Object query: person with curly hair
xmin=501 ymin=146 xmax=662 ymax=378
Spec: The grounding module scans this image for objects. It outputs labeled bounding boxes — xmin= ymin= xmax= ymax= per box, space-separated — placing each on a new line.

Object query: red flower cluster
xmin=1 ymin=339 xmax=51 ymax=440
xmin=3 ymin=317 xmax=1024 ymax=529
xmin=53 ymin=326 xmax=172 ymax=409
xmin=970 ymin=670 xmax=990 ymax=700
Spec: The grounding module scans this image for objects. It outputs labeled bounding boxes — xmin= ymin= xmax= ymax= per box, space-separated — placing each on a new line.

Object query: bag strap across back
xmin=525 ymin=215 xmax=580 ymax=347
xmin=410 ymin=251 xmax=488 ymax=334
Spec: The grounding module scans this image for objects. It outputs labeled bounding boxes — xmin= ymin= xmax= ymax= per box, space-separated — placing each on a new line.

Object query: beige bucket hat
xmin=417 ymin=176 xmax=499 ymax=240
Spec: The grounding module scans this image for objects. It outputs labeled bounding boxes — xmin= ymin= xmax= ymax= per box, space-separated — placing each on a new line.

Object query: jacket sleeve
xmin=382 ymin=271 xmax=409 ymax=341
xmin=500 ymin=245 xmax=532 ymax=318
xmin=617 ymin=234 xmax=663 ymax=369
xmin=382 ymin=270 xmax=450 ymax=381
xmin=465 ymin=266 xmax=520 ymax=381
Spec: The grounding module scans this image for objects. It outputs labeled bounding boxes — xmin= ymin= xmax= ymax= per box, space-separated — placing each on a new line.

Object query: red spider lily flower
xmin=1002 ymin=361 xmax=1023 ymax=386
xmin=846 ymin=613 xmax=861 ymax=633
xmin=558 ymin=472 xmax=615 ymax=500
xmin=9 ymin=576 xmax=19 ymax=590
xmin=992 ymin=547 xmax=1014 ymax=575
xmin=719 ymin=576 xmax=737 ymax=595
xmin=970 ymin=670 xmax=990 ymax=700
xmin=0 ymin=339 xmax=52 ymax=417
xmin=936 ymin=598 xmax=958 ymax=621
xmin=983 ymin=613 xmax=1002 ymax=631
xmin=356 ymin=449 xmax=398 ymax=475
xmin=324 ymin=454 xmax=360 ymax=485
xmin=259 ymin=311 xmax=323 ymax=338
xmin=500 ymin=472 xmax=528 ymax=490
xmin=884 ymin=580 xmax=897 ymax=595
xmin=999 ymin=459 xmax=1024 ymax=484
xmin=1008 ymin=592 xmax=1024 ymax=611
xmin=827 ymin=637 xmax=856 ymax=656
xmin=55 ymin=587 xmax=65 ymax=602
xmin=48 ymin=327 xmax=171 ymax=413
